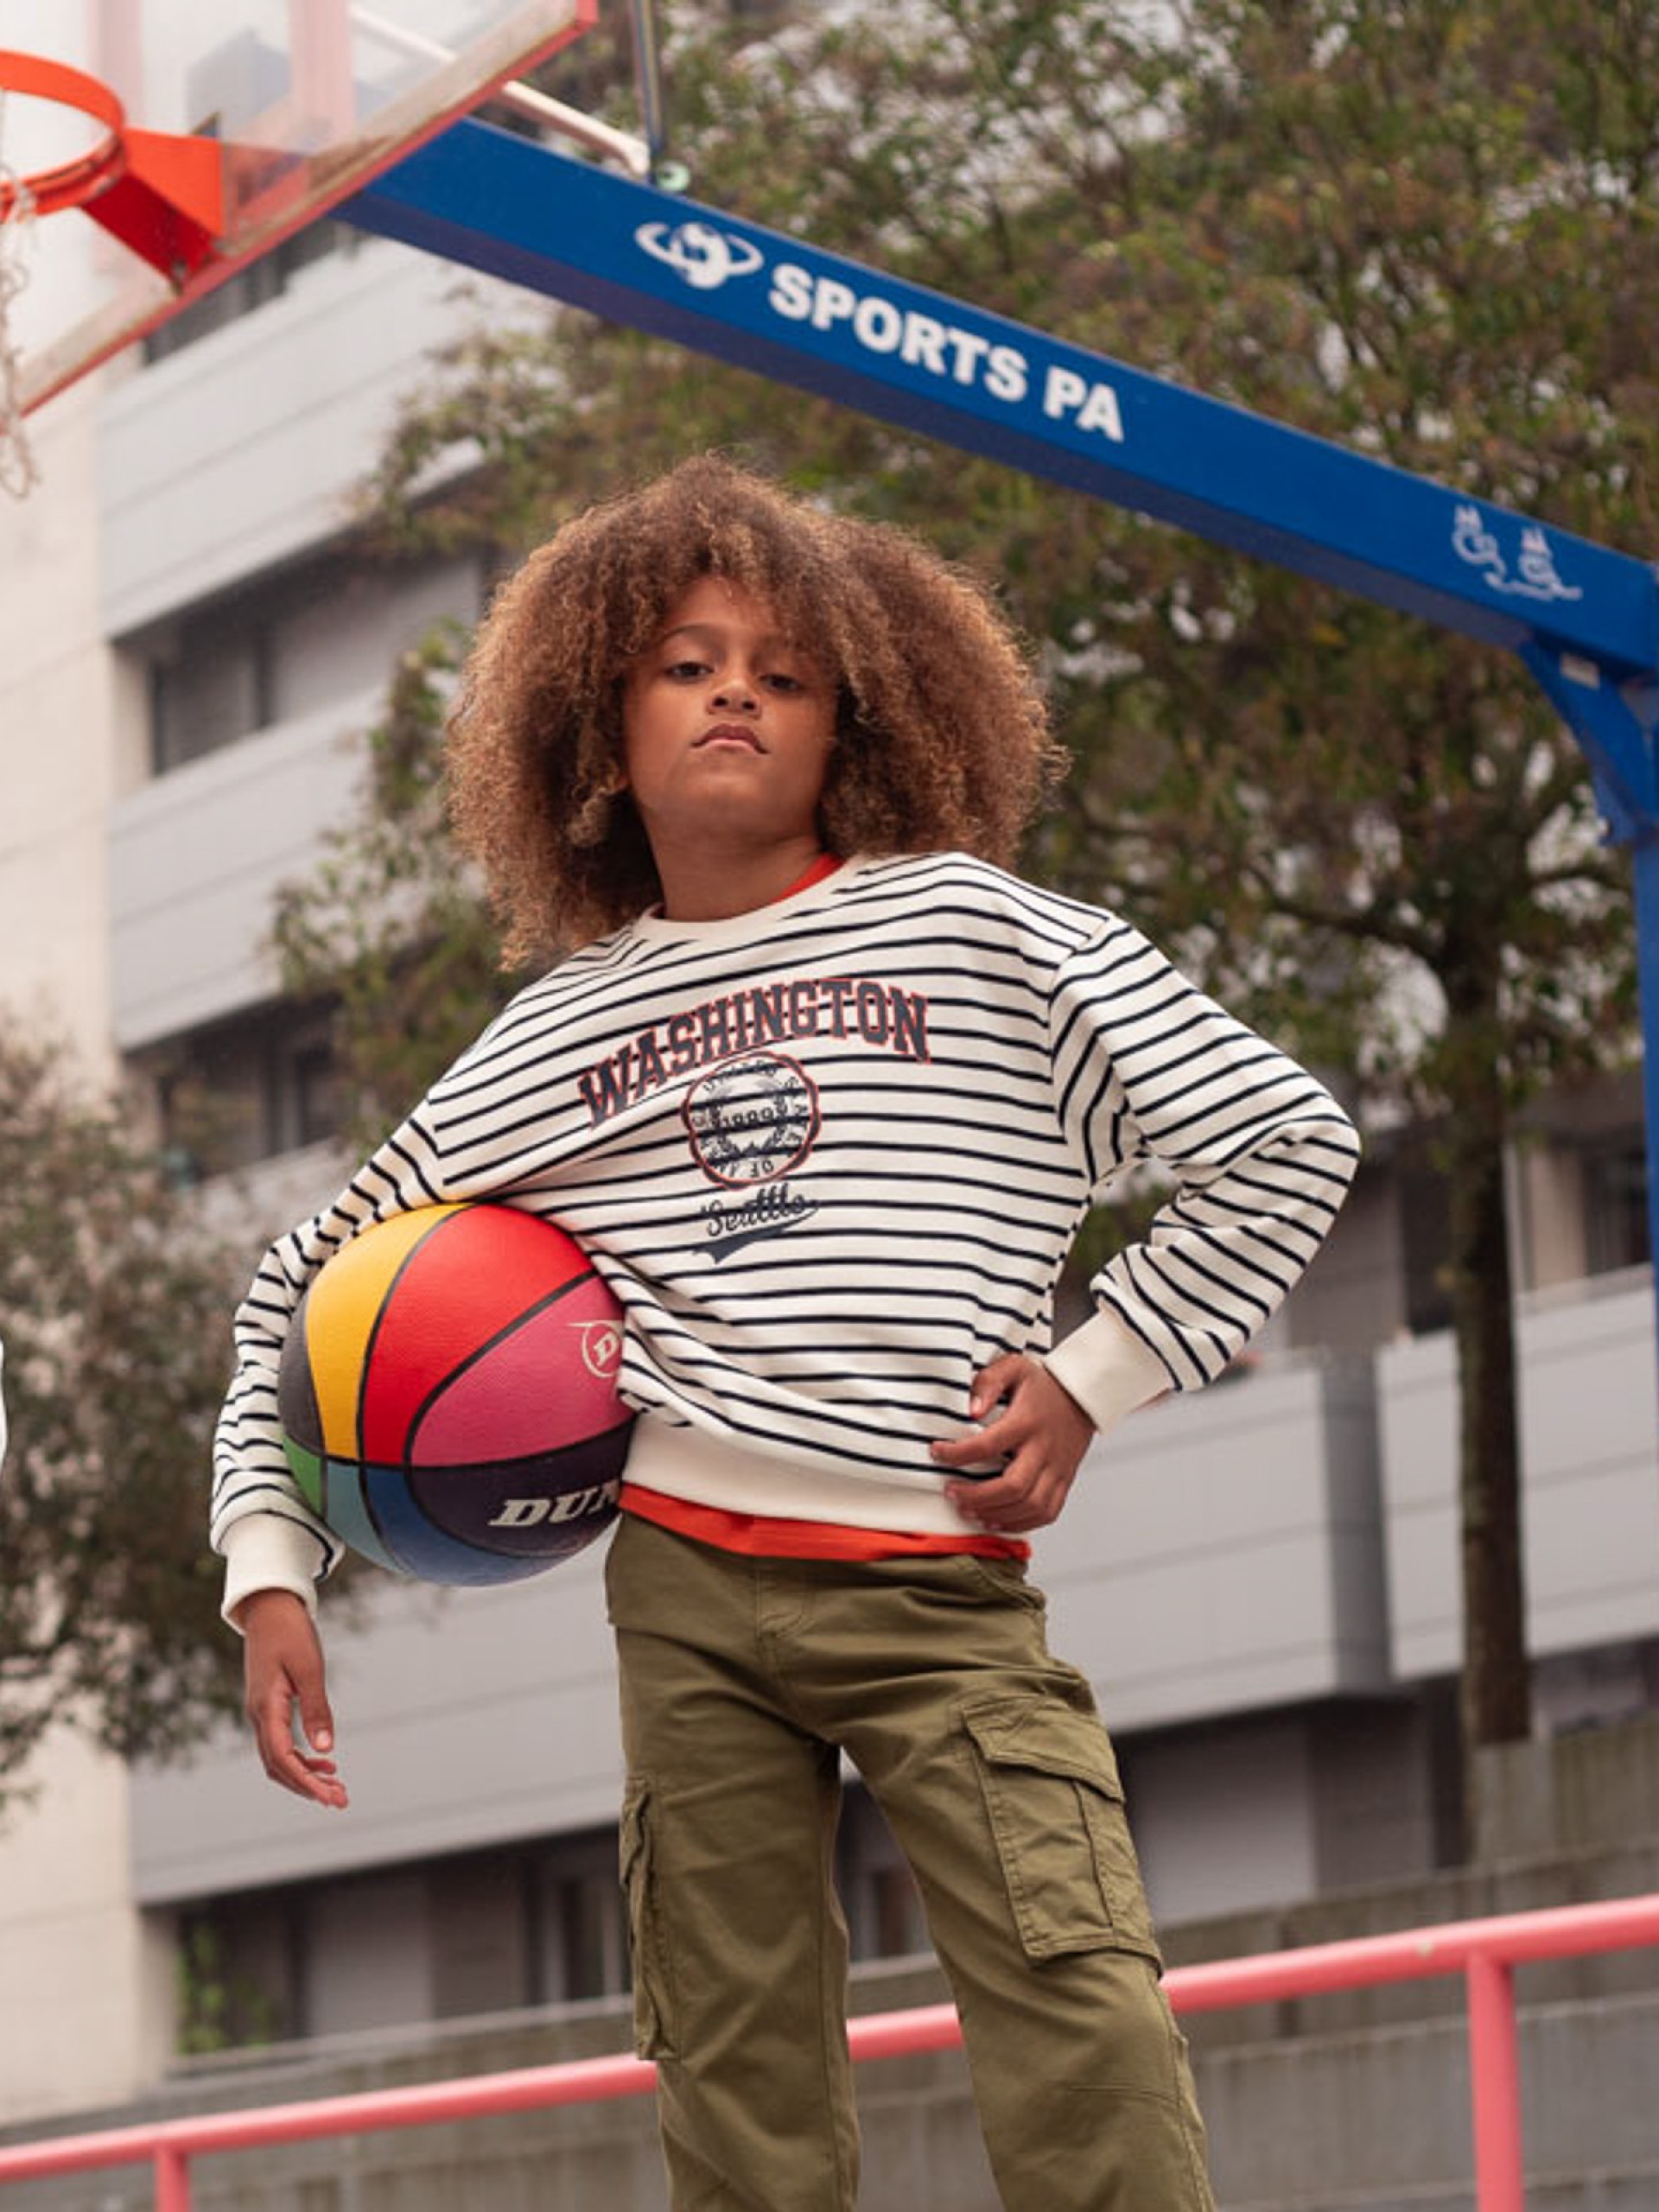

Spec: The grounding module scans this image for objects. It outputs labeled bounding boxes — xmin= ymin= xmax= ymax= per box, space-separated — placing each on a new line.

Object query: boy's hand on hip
xmin=238 ymin=1589 xmax=349 ymax=1810
xmin=931 ymin=1355 xmax=1096 ymax=1533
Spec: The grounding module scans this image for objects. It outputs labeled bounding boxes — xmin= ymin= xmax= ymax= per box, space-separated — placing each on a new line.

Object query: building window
xmin=176 ymin=1897 xmax=304 ymax=2055
xmin=136 ymin=549 xmax=485 ymax=778
xmin=149 ymin=607 xmax=273 ymax=772
xmin=290 ymin=1036 xmax=344 ymax=1152
xmin=836 ymin=1785 xmax=929 ymax=1961
xmin=172 ymin=1831 xmax=635 ymax=2055
xmin=1582 ymin=1138 xmax=1649 ymax=1275
xmin=143 ymin=220 xmax=348 ymax=365
xmin=533 ymin=1836 xmax=632 ymax=2005
xmin=145 ymin=1004 xmax=345 ymax=1179
xmin=1534 ymin=1639 xmax=1659 ymax=1737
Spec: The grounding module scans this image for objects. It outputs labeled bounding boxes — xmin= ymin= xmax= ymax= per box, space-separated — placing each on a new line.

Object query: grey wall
xmin=1381 ymin=1274 xmax=1659 ymax=1677
xmin=97 ymin=238 xmax=523 ymax=636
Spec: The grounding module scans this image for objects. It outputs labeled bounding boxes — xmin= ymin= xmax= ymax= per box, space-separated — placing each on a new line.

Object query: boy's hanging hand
xmin=931 ymin=1354 xmax=1096 ymax=1534
xmin=238 ymin=1589 xmax=349 ymax=1810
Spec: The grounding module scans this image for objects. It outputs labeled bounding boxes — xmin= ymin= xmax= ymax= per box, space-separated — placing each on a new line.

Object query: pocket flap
xmin=959 ymin=1695 xmax=1158 ymax=1965
xmin=962 ymin=1698 xmax=1126 ymax=1802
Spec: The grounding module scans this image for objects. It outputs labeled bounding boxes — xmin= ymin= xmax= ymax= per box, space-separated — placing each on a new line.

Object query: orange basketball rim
xmin=0 ymin=50 xmax=223 ymax=283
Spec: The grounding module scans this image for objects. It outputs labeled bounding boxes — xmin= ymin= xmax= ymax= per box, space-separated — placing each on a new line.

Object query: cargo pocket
xmin=962 ymin=1697 xmax=1163 ymax=1968
xmin=619 ymin=1778 xmax=678 ymax=2058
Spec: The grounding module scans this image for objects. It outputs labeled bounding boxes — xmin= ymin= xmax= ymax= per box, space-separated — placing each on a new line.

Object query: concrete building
xmin=1 ymin=157 xmax=1655 ymax=2190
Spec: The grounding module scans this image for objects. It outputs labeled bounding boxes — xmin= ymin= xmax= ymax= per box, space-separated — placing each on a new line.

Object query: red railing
xmin=3 ymin=1893 xmax=1658 ymax=2210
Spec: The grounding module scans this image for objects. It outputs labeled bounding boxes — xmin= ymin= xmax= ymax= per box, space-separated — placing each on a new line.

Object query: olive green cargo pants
xmin=605 ymin=1514 xmax=1215 ymax=2212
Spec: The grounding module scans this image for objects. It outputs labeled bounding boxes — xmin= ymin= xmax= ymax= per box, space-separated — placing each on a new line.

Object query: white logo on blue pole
xmin=634 ymin=221 xmax=766 ymax=290
xmin=1452 ymin=505 xmax=1584 ymax=603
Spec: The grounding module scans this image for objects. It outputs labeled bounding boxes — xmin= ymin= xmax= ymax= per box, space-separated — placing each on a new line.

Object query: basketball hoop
xmin=0 ymin=49 xmax=226 ymax=496
xmin=0 ymin=7 xmax=599 ymax=460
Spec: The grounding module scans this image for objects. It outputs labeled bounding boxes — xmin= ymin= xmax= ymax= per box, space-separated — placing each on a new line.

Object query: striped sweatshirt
xmin=213 ymin=851 xmax=1361 ymax=1611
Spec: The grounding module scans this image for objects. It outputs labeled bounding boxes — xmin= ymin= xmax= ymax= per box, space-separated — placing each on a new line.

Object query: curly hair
xmin=447 ymin=454 xmax=1067 ymax=960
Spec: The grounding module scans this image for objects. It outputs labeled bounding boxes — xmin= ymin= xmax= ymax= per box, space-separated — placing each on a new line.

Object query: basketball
xmin=277 ymin=1203 xmax=632 ymax=1586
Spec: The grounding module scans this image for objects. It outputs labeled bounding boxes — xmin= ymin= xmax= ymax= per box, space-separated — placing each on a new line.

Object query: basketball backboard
xmin=0 ymin=0 xmax=596 ymax=417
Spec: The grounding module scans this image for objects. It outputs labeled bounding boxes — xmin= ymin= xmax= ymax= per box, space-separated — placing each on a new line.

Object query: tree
xmin=1017 ymin=0 xmax=1656 ymax=1771
xmin=284 ymin=0 xmax=1658 ymax=1802
xmin=0 ymin=1030 xmax=252 ymax=1814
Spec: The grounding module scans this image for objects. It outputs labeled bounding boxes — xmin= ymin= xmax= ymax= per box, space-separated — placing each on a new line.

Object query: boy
xmin=219 ymin=457 xmax=1360 ymax=2210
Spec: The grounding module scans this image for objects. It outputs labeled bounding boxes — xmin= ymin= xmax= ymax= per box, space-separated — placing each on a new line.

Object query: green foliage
xmin=0 ymin=1030 xmax=251 ymax=1815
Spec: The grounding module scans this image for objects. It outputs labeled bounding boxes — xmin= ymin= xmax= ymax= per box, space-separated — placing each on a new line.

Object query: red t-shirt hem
xmin=619 ymin=1483 xmax=1029 ymax=1563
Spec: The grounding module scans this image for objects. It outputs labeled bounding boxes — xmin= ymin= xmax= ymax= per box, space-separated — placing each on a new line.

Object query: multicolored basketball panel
xmin=277 ymin=1204 xmax=631 ymax=1585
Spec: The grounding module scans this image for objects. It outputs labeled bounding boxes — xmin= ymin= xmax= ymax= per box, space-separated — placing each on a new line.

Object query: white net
xmin=0 ymin=91 xmax=41 ymax=499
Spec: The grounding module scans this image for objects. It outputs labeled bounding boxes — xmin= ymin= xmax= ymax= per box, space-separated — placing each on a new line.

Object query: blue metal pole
xmin=1518 ymin=652 xmax=1659 ymax=1362
xmin=1628 ymin=836 xmax=1659 ymax=1299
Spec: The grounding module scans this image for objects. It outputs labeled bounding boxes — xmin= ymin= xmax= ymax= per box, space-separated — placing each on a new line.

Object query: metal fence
xmin=4 ymin=1893 xmax=1659 ymax=2211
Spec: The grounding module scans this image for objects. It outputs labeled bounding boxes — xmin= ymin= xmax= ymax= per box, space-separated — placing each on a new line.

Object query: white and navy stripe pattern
xmin=212 ymin=852 xmax=1360 ymax=1571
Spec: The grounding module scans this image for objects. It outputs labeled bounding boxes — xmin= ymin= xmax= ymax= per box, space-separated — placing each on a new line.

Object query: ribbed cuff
xmin=1043 ymin=1309 xmax=1171 ymax=1437
xmin=220 ymin=1515 xmax=322 ymax=1631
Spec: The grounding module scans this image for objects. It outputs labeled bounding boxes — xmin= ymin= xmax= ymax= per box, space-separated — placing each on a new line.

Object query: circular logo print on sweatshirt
xmin=683 ymin=1052 xmax=822 ymax=1185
